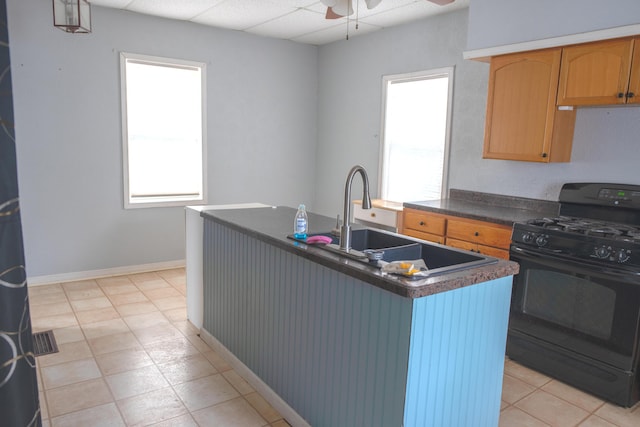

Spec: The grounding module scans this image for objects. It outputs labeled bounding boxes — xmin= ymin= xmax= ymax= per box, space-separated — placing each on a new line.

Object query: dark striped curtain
xmin=0 ymin=0 xmax=41 ymax=425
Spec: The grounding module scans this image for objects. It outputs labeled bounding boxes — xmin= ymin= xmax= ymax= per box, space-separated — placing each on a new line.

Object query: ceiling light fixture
xmin=320 ymin=0 xmax=454 ymax=19
xmin=52 ymin=0 xmax=92 ymax=33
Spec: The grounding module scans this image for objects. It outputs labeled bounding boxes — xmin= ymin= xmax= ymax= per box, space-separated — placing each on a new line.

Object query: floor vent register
xmin=32 ymin=330 xmax=59 ymax=357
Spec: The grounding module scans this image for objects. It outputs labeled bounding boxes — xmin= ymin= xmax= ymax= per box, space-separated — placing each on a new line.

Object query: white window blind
xmin=379 ymin=68 xmax=453 ymax=203
xmin=121 ymin=53 xmax=206 ymax=208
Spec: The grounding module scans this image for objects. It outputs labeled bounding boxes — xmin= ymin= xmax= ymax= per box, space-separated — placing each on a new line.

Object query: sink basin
xmin=289 ymin=228 xmax=498 ymax=277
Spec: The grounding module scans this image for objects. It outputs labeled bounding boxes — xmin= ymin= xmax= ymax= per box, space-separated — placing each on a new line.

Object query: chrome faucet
xmin=339 ymin=165 xmax=372 ymax=251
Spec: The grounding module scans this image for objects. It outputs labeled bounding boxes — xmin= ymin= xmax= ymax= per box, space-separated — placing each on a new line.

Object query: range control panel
xmin=598 ymin=188 xmax=640 ymax=204
xmin=559 ymin=183 xmax=640 ymax=211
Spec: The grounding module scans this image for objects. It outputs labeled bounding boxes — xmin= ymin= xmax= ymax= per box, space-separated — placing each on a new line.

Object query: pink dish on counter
xmin=305 ymin=235 xmax=333 ymax=245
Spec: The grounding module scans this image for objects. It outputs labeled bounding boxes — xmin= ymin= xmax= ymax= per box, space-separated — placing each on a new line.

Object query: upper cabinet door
xmin=483 ymin=48 xmax=575 ymax=162
xmin=627 ymin=38 xmax=640 ymax=105
xmin=557 ymin=38 xmax=634 ymax=106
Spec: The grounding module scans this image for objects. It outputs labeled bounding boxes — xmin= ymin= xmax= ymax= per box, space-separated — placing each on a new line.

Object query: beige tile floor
xmin=500 ymin=358 xmax=640 ymax=427
xmin=30 ymin=268 xmax=290 ymax=427
xmin=29 ymin=268 xmax=640 ymax=427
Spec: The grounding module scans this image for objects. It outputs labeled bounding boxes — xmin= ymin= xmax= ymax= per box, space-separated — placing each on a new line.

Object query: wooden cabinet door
xmin=557 ymin=38 xmax=634 ymax=105
xmin=627 ymin=38 xmax=640 ymax=105
xmin=483 ymin=48 xmax=575 ymax=162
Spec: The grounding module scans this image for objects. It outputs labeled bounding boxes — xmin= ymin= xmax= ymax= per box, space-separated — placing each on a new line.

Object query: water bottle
xmin=294 ymin=204 xmax=308 ymax=239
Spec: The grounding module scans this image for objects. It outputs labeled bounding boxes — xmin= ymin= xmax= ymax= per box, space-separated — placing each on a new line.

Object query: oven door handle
xmin=510 ymin=245 xmax=640 ymax=282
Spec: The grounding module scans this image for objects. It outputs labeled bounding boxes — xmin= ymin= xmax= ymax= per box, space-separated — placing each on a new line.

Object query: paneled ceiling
xmin=90 ymin=0 xmax=470 ymax=45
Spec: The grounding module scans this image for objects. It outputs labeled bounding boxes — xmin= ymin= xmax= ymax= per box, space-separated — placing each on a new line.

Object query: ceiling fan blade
xmin=427 ymin=0 xmax=455 ymax=5
xmin=331 ymin=0 xmax=354 ymax=17
xmin=364 ymin=0 xmax=383 ymax=9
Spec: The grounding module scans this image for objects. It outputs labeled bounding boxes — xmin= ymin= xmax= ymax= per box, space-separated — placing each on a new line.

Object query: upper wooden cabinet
xmin=557 ymin=37 xmax=640 ymax=106
xmin=483 ymin=49 xmax=576 ymax=163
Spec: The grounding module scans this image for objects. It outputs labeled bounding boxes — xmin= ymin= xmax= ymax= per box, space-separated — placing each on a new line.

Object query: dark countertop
xmin=404 ymin=189 xmax=559 ymax=226
xmin=201 ymin=206 xmax=519 ymax=299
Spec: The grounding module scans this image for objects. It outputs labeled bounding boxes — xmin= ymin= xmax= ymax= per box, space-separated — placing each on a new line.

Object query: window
xmin=120 ymin=52 xmax=206 ymax=208
xmin=379 ymin=68 xmax=453 ymax=203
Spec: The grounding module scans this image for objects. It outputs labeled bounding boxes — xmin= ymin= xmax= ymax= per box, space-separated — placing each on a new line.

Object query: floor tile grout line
xmin=123 ymin=272 xmax=281 ymax=425
xmin=107 ymin=272 xmax=273 ymax=425
xmin=41 ymin=270 xmax=332 ymax=426
xmin=503 ymin=374 xmax=626 ymax=427
xmin=51 ymin=284 xmax=130 ymax=425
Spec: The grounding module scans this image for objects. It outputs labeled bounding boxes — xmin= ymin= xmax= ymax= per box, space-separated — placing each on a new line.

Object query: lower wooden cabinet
xmin=446 ymin=238 xmax=510 ymax=260
xmin=402 ymin=209 xmax=446 ymax=244
xmin=401 ymin=208 xmax=512 ymax=260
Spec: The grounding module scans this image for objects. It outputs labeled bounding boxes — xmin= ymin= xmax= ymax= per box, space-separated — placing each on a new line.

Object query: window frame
xmin=378 ymin=67 xmax=454 ymax=202
xmin=120 ymin=52 xmax=208 ymax=209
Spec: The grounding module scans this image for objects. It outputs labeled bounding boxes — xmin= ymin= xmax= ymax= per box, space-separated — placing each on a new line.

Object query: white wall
xmin=8 ymin=1 xmax=317 ymax=277
xmin=466 ymin=0 xmax=640 ymax=51
xmin=314 ymin=9 xmax=640 ymax=218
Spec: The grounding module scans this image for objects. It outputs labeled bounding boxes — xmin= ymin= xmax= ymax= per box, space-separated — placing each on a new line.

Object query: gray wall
xmin=314 ymin=9 xmax=640 ymax=218
xmin=466 ymin=0 xmax=640 ymax=51
xmin=9 ymin=1 xmax=640 ymax=277
xmin=315 ymin=10 xmax=486 ymax=217
xmin=7 ymin=0 xmax=317 ymax=277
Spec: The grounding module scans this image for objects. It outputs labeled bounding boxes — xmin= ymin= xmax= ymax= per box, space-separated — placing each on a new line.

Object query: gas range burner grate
xmin=526 ymin=216 xmax=640 ymax=240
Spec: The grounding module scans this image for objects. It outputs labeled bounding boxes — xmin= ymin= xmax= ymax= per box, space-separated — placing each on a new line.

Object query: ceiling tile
xmin=248 ymin=9 xmax=333 ymax=40
xmin=125 ymin=0 xmax=227 ymax=20
xmin=88 ymin=0 xmax=469 ymax=45
xmin=293 ymin=20 xmax=382 ymax=45
xmin=191 ymin=0 xmax=313 ymax=30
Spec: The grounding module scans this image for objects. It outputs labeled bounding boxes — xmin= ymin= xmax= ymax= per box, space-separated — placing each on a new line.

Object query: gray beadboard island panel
xmin=202 ymin=207 xmax=514 ymax=427
xmin=204 ymin=220 xmax=412 ymax=426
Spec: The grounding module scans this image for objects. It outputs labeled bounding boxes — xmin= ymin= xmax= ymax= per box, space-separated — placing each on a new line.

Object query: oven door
xmin=509 ymin=246 xmax=640 ymax=371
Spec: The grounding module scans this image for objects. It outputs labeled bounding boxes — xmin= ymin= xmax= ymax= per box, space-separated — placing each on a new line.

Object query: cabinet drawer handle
xmin=618 ymin=92 xmax=625 ymax=98
xmin=627 ymin=92 xmax=635 ymax=99
xmin=419 ymin=221 xmax=425 ymax=226
xmin=541 ymin=152 xmax=548 ymax=158
xmin=474 ymin=231 xmax=479 ymax=236
xmin=370 ymin=212 xmax=376 ymax=218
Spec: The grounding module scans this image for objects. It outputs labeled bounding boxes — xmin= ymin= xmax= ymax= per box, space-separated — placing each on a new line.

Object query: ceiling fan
xmin=320 ymin=0 xmax=455 ymax=19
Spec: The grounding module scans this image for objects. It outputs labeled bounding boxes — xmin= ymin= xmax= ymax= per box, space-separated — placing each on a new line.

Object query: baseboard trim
xmin=27 ymin=259 xmax=186 ymax=286
xmin=199 ymin=329 xmax=310 ymax=427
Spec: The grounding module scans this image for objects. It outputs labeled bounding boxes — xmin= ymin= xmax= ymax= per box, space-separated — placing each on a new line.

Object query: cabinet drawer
xmin=353 ymin=204 xmax=398 ymax=228
xmin=446 ymin=237 xmax=476 ymax=252
xmin=403 ymin=229 xmax=445 ymax=245
xmin=446 ymin=238 xmax=510 ymax=260
xmin=403 ymin=210 xmax=446 ymax=236
xmin=477 ymin=245 xmax=510 ymax=260
xmin=446 ymin=218 xmax=511 ymax=249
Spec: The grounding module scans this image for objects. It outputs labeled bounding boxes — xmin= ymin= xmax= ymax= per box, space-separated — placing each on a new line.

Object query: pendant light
xmin=52 ymin=0 xmax=92 ymax=33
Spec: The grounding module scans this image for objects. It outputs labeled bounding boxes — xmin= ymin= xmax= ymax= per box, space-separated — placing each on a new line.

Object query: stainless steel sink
xmin=290 ymin=228 xmax=498 ymax=277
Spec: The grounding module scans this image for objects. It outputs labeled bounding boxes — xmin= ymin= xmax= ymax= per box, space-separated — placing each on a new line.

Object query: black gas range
xmin=507 ymin=183 xmax=640 ymax=407
xmin=512 ymin=216 xmax=640 ymax=269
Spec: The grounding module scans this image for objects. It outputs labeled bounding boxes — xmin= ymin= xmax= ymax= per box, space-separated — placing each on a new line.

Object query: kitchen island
xmin=200 ymin=206 xmax=518 ymax=427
